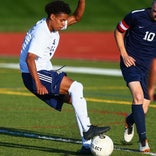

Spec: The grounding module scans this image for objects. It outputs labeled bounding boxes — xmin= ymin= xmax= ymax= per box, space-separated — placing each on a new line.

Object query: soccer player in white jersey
xmin=19 ymin=0 xmax=110 ymax=154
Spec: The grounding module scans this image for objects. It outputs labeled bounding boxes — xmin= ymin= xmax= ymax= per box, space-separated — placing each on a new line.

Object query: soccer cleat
xmin=77 ymin=146 xmax=91 ymax=154
xmin=139 ymin=140 xmax=150 ymax=153
xmin=83 ymin=125 xmax=110 ymax=140
xmin=124 ymin=123 xmax=134 ymax=143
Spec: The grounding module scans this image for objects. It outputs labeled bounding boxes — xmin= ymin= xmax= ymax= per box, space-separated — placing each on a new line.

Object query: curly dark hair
xmin=45 ymin=0 xmax=71 ymax=17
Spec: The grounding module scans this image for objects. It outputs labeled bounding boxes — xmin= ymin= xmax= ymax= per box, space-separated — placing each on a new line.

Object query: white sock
xmin=68 ymin=81 xmax=91 ymax=132
xmin=82 ymin=137 xmax=91 ymax=148
xmin=75 ymin=113 xmax=91 ymax=148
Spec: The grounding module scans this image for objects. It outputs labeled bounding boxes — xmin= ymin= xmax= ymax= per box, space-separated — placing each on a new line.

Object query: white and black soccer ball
xmin=91 ymin=134 xmax=114 ymax=156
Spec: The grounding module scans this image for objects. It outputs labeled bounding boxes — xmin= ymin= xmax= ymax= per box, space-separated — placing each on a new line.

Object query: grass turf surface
xmin=0 ymin=0 xmax=151 ymax=32
xmin=0 ymin=57 xmax=156 ymax=156
xmin=0 ymin=0 xmax=156 ymax=155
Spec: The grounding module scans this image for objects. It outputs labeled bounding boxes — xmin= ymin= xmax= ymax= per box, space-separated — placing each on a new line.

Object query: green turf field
xmin=0 ymin=0 xmax=151 ymax=32
xmin=0 ymin=57 xmax=156 ymax=156
xmin=0 ymin=0 xmax=156 ymax=155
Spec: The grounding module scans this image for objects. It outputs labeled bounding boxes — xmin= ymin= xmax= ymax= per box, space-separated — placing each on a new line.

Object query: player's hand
xmin=122 ymin=55 xmax=136 ymax=67
xmin=36 ymin=83 xmax=48 ymax=95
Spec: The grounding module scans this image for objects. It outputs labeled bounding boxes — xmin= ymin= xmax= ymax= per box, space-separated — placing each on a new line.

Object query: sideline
xmin=0 ymin=63 xmax=122 ymax=76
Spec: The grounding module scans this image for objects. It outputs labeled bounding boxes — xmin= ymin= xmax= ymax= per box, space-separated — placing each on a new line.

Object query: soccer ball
xmin=91 ymin=134 xmax=114 ymax=156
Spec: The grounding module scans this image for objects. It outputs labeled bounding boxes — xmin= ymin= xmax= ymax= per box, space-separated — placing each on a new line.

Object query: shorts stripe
xmin=38 ymin=73 xmax=52 ymax=83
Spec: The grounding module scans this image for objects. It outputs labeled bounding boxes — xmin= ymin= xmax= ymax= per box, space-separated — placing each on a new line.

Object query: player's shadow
xmin=0 ymin=141 xmax=77 ymax=154
xmin=0 ymin=127 xmax=86 ymax=155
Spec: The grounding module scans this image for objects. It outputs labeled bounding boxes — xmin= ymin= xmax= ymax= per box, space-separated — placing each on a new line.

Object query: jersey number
xmin=143 ymin=31 xmax=155 ymax=42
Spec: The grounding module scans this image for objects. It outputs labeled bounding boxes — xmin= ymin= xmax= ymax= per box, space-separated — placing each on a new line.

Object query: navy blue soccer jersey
xmin=117 ymin=8 xmax=156 ymax=68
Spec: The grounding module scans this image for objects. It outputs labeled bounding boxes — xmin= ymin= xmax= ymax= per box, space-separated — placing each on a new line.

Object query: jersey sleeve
xmin=117 ymin=12 xmax=135 ymax=33
xmin=28 ymin=29 xmax=47 ymax=57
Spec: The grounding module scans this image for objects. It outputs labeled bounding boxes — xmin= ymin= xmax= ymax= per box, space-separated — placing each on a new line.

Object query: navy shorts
xmin=120 ymin=61 xmax=149 ymax=99
xmin=22 ymin=70 xmax=67 ymax=111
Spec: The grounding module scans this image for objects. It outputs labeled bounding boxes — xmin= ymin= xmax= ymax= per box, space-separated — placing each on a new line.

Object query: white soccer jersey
xmin=20 ymin=18 xmax=67 ymax=73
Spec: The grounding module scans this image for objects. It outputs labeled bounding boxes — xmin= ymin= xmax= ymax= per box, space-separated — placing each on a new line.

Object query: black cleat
xmin=77 ymin=146 xmax=91 ymax=155
xmin=83 ymin=125 xmax=110 ymax=140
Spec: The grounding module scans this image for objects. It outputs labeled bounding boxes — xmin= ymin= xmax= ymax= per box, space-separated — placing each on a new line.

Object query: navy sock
xmin=132 ymin=104 xmax=146 ymax=142
xmin=126 ymin=113 xmax=135 ymax=126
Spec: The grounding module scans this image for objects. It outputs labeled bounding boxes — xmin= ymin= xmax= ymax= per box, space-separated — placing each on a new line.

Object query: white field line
xmin=0 ymin=63 xmax=122 ymax=77
xmin=115 ymin=147 xmax=156 ymax=156
xmin=0 ymin=128 xmax=156 ymax=155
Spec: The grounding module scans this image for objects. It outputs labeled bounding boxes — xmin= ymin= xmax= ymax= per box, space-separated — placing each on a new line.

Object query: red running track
xmin=0 ymin=32 xmax=119 ymax=62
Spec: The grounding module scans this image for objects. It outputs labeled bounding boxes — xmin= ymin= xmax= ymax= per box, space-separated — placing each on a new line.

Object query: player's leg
xmin=24 ymin=70 xmax=110 ymax=152
xmin=142 ymin=99 xmax=150 ymax=114
xmin=60 ymin=76 xmax=110 ymax=140
xmin=120 ymin=65 xmax=135 ymax=143
xmin=128 ymin=81 xmax=150 ymax=152
xmin=63 ymin=93 xmax=92 ymax=153
xmin=120 ymin=60 xmax=150 ymax=151
xmin=148 ymin=58 xmax=156 ymax=101
xmin=63 ymin=93 xmax=92 ymax=154
xmin=22 ymin=71 xmax=109 ymax=152
xmin=63 ymin=94 xmax=91 ymax=149
xmin=75 ymin=113 xmax=92 ymax=154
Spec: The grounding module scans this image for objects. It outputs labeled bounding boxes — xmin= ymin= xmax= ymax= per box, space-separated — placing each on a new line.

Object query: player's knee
xmin=133 ymin=94 xmax=144 ymax=104
xmin=68 ymin=81 xmax=83 ymax=94
xmin=75 ymin=81 xmax=83 ymax=90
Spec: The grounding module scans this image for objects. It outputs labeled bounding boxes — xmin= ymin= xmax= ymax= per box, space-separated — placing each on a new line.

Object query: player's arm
xmin=114 ymin=28 xmax=128 ymax=58
xmin=114 ymin=24 xmax=136 ymax=67
xmin=67 ymin=0 xmax=85 ymax=26
xmin=26 ymin=53 xmax=48 ymax=95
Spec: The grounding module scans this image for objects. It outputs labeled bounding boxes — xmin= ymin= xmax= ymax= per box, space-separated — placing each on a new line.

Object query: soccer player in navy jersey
xmin=114 ymin=0 xmax=156 ymax=152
